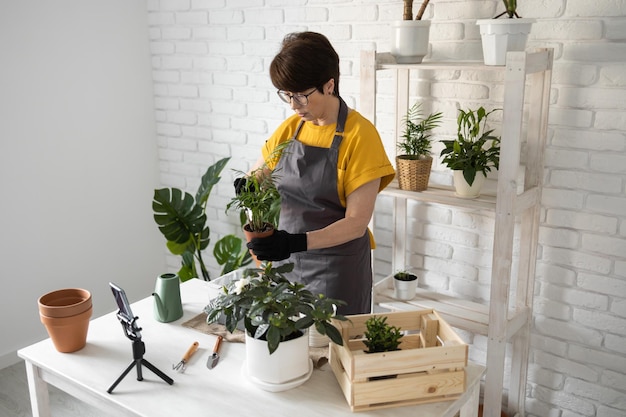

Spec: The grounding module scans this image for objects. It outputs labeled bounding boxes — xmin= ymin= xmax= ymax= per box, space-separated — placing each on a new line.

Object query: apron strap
xmin=331 ymin=97 xmax=348 ymax=150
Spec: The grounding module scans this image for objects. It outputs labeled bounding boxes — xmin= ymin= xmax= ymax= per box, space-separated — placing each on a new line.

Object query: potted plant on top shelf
xmin=440 ymin=106 xmax=501 ymax=199
xmin=396 ymin=102 xmax=442 ymax=191
xmin=476 ymin=0 xmax=536 ymax=66
xmin=205 ymin=262 xmax=347 ymax=390
xmin=391 ymin=0 xmax=433 ymax=64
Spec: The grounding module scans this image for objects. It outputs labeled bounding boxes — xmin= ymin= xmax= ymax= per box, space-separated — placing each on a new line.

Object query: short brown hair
xmin=269 ymin=32 xmax=340 ymax=96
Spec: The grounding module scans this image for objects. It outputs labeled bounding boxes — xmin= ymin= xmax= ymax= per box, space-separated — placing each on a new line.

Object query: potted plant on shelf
xmin=396 ymin=102 xmax=442 ymax=191
xmin=440 ymin=106 xmax=501 ymax=198
xmin=153 ymin=157 xmax=252 ymax=281
xmin=205 ymin=262 xmax=347 ymax=390
xmin=391 ymin=0 xmax=433 ymax=63
xmin=393 ymin=270 xmax=418 ymax=300
xmin=476 ymin=0 xmax=536 ymax=66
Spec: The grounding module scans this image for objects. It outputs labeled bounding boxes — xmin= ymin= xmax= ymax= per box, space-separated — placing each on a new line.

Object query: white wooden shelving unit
xmin=362 ymin=49 xmax=553 ymax=417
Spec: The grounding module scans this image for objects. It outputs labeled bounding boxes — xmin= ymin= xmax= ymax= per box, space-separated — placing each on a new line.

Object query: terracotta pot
xmin=40 ymin=306 xmax=92 ymax=353
xmin=38 ymin=288 xmax=92 ymax=318
xmin=243 ymin=223 xmax=274 ymax=266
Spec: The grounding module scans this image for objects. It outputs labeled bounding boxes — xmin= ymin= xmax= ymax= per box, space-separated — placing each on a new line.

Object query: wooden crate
xmin=329 ymin=309 xmax=468 ymax=412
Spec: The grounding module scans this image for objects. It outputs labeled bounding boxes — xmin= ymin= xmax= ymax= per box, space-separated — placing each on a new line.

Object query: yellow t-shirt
xmin=262 ymin=109 xmax=395 ymax=208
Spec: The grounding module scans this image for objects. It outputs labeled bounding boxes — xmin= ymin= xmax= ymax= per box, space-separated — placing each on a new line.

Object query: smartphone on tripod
xmin=109 ymin=282 xmax=142 ymax=339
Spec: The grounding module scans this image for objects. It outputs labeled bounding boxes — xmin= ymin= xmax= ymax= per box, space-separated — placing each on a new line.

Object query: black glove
xmin=234 ymin=177 xmax=256 ymax=195
xmin=247 ymin=230 xmax=307 ymax=261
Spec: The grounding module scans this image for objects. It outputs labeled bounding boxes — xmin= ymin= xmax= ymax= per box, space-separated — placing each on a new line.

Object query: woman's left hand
xmin=247 ymin=230 xmax=307 ymax=261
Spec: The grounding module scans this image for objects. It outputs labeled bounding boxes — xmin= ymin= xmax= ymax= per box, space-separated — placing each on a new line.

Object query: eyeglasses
xmin=277 ymin=88 xmax=317 ymax=106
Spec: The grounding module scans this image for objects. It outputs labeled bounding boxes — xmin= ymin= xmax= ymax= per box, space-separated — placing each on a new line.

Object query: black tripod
xmin=107 ymin=314 xmax=173 ymax=394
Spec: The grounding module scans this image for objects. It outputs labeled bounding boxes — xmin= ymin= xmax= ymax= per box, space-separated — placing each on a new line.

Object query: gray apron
xmin=275 ymin=97 xmax=372 ymax=315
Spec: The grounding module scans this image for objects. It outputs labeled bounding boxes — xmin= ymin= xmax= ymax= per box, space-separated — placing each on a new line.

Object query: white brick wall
xmin=146 ymin=1 xmax=626 ymax=416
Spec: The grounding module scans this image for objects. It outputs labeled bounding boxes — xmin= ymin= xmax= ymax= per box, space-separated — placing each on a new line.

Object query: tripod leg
xmin=107 ymin=360 xmax=137 ymax=394
xmin=141 ymin=359 xmax=174 ymax=385
xmin=135 ymin=359 xmax=143 ymax=381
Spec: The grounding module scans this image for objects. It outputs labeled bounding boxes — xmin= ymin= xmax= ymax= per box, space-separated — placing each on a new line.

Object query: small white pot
xmin=390 ymin=20 xmax=431 ymax=64
xmin=453 ymin=170 xmax=486 ymax=199
xmin=476 ymin=18 xmax=535 ymax=66
xmin=394 ymin=277 xmax=418 ymax=301
xmin=245 ymin=331 xmax=311 ymax=389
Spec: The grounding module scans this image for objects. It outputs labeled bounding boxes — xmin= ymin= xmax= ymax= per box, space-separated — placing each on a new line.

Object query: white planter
xmin=244 ymin=331 xmax=312 ymax=391
xmin=390 ymin=20 xmax=431 ymax=64
xmin=476 ymin=18 xmax=535 ymax=66
xmin=394 ymin=277 xmax=418 ymax=301
xmin=453 ymin=170 xmax=486 ymax=199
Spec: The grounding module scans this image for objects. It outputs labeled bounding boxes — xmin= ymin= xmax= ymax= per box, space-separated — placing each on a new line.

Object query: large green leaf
xmin=214 ymin=235 xmax=252 ymax=275
xmin=196 ymin=157 xmax=230 ymax=206
xmin=153 ymin=188 xmax=207 ymax=244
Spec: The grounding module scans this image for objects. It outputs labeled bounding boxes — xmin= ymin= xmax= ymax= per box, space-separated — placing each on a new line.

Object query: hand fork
xmin=173 ymin=341 xmax=199 ymax=373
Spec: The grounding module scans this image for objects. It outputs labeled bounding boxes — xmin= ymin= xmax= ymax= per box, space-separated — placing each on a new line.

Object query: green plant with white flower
xmin=205 ymin=262 xmax=347 ymax=354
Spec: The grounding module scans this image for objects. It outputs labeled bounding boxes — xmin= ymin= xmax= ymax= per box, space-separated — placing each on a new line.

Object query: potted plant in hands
xmin=227 ymin=167 xmax=281 ymax=265
xmin=205 ymin=262 xmax=347 ymax=390
xmin=476 ymin=0 xmax=536 ymax=65
xmin=153 ymin=157 xmax=252 ymax=281
xmin=391 ymin=0 xmax=433 ymax=63
xmin=396 ymin=103 xmax=442 ymax=191
xmin=440 ymin=107 xmax=501 ymax=198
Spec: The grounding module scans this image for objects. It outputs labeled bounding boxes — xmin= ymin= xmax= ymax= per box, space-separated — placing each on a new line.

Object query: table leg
xmin=24 ymin=360 xmax=52 ymax=417
xmin=460 ymin=380 xmax=480 ymax=417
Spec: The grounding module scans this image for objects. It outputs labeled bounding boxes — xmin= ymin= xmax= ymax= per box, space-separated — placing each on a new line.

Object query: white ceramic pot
xmin=244 ymin=331 xmax=312 ymax=390
xmin=394 ymin=277 xmax=418 ymax=301
xmin=390 ymin=20 xmax=431 ymax=64
xmin=453 ymin=170 xmax=486 ymax=199
xmin=476 ymin=18 xmax=535 ymax=66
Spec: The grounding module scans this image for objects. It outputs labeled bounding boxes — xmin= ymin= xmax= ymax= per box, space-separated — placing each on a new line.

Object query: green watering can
xmin=152 ymin=273 xmax=184 ymax=323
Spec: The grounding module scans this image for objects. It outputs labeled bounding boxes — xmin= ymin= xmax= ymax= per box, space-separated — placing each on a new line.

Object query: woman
xmin=242 ymin=32 xmax=395 ymax=315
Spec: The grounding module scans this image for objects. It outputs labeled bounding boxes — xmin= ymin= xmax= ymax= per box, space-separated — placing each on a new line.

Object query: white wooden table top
xmin=19 ymin=279 xmax=484 ymax=417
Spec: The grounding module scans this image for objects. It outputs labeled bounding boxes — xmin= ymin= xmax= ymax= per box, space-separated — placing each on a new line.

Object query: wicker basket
xmin=396 ymin=156 xmax=432 ymax=191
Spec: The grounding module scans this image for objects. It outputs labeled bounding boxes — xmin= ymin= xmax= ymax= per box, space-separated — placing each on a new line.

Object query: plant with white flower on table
xmin=205 ymin=262 xmax=347 ymax=354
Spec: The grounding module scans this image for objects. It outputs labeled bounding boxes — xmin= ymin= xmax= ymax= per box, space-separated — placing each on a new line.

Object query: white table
xmin=19 ymin=279 xmax=485 ymax=417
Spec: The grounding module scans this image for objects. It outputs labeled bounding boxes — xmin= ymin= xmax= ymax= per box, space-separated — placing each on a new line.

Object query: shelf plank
xmin=380 ymin=181 xmax=496 ymax=210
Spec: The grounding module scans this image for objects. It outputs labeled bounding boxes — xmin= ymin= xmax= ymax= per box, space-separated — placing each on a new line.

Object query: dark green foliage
xmin=153 ymin=157 xmax=252 ymax=281
xmin=363 ymin=316 xmax=403 ymax=353
xmin=205 ymin=262 xmax=347 ymax=354
xmin=397 ymin=102 xmax=443 ymax=159
xmin=440 ymin=107 xmax=501 ymax=186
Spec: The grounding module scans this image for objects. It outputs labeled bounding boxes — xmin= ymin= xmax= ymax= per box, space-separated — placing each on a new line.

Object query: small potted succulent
xmin=205 ymin=262 xmax=346 ymax=390
xmin=396 ymin=102 xmax=442 ymax=191
xmin=391 ymin=0 xmax=433 ymax=63
xmin=393 ymin=270 xmax=418 ymax=300
xmin=476 ymin=0 xmax=536 ymax=65
xmin=440 ymin=106 xmax=501 ymax=198
xmin=363 ymin=315 xmax=403 ymax=353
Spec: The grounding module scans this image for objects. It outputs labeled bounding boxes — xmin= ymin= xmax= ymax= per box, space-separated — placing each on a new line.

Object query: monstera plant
xmin=153 ymin=157 xmax=252 ymax=281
